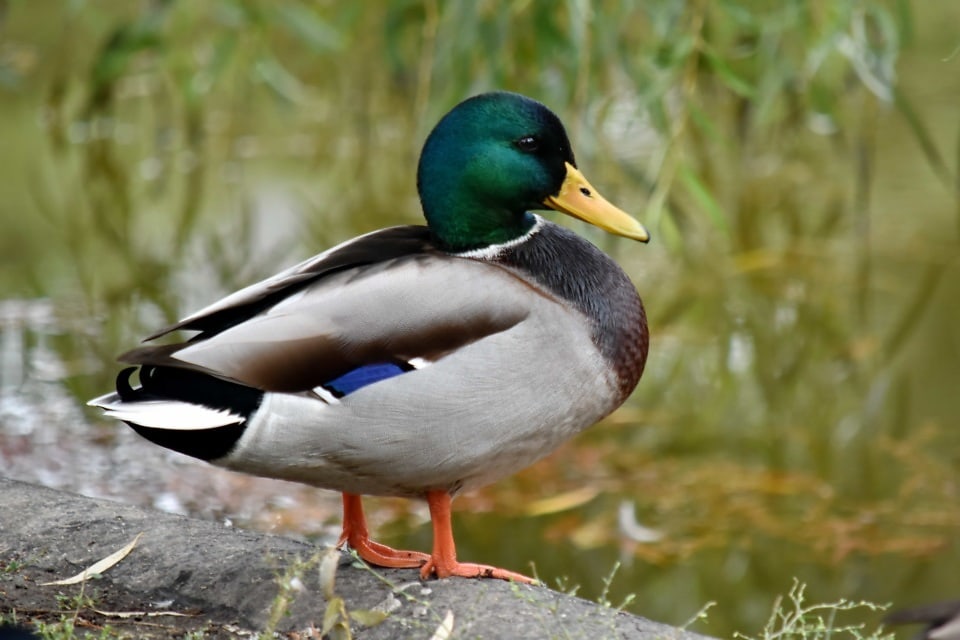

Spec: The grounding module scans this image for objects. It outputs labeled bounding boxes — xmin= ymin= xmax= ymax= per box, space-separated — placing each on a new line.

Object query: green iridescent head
xmin=417 ymin=91 xmax=649 ymax=253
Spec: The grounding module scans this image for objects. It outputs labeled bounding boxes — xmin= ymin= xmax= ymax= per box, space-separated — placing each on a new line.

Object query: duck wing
xmin=120 ymin=226 xmax=531 ymax=393
xmin=143 ymin=225 xmax=436 ymax=341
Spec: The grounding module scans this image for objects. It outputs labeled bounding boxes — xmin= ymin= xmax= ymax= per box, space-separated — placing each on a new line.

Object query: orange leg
xmin=419 ymin=490 xmax=536 ymax=584
xmin=337 ymin=493 xmax=429 ymax=568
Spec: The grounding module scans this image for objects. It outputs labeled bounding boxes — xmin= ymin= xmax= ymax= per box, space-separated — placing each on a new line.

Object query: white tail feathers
xmin=88 ymin=393 xmax=244 ymax=430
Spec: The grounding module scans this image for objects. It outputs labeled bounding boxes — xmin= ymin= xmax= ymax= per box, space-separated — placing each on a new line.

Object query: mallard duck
xmin=89 ymin=91 xmax=650 ymax=583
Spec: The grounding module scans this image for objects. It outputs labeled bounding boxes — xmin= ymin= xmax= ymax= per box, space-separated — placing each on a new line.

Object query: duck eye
xmin=515 ymin=136 xmax=540 ymax=153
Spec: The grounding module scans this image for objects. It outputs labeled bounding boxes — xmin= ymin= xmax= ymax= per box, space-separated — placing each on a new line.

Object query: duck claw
xmin=419 ymin=558 xmax=537 ymax=584
xmin=338 ymin=536 xmax=429 ymax=569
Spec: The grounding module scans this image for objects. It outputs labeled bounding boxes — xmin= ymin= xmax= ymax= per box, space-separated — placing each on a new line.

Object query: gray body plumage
xmin=90 ymin=215 xmax=647 ymax=499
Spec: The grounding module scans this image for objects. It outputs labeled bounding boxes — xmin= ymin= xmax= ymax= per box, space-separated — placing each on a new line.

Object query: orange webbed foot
xmin=420 ymin=557 xmax=537 ymax=583
xmin=421 ymin=490 xmax=538 ymax=584
xmin=339 ymin=493 xmax=429 ymax=569
xmin=339 ymin=491 xmax=537 ymax=582
xmin=339 ymin=535 xmax=430 ymax=569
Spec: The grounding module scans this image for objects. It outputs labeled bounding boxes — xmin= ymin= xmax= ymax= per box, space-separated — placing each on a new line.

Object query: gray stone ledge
xmin=0 ymin=477 xmax=712 ymax=639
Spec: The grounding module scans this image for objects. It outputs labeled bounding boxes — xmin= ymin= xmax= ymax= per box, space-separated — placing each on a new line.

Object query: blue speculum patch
xmin=324 ymin=362 xmax=411 ymax=397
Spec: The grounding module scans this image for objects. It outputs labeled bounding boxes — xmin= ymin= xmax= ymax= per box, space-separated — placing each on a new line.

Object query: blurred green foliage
xmin=12 ymin=0 xmax=941 ymax=261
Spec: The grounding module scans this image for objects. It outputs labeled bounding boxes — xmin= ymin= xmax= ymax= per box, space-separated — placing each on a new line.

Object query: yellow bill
xmin=543 ymin=162 xmax=650 ymax=242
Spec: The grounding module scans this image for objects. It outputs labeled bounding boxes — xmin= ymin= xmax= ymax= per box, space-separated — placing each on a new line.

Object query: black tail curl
xmin=117 ymin=366 xmax=263 ymax=415
xmin=115 ymin=366 xmax=263 ymax=461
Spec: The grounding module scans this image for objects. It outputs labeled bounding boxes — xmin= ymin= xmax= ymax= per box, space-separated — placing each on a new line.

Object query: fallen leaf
xmin=349 ymin=609 xmax=388 ymax=627
xmin=523 ymin=487 xmax=599 ymax=517
xmin=618 ymin=500 xmax=664 ymax=543
xmin=41 ymin=532 xmax=143 ymax=586
xmin=429 ymin=610 xmax=454 ymax=640
xmin=322 ymin=596 xmax=351 ymax=639
xmin=94 ymin=610 xmax=193 ymax=618
xmin=319 ymin=547 xmax=340 ymax=600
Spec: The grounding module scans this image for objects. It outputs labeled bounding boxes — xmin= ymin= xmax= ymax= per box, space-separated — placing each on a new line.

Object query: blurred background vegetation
xmin=1 ymin=0 xmax=958 ymax=637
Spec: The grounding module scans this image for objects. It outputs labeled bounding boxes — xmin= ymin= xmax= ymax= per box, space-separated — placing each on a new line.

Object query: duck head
xmin=417 ymin=91 xmax=650 ymax=252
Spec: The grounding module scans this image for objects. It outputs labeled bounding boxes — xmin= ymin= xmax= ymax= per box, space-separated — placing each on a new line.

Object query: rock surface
xmin=0 ymin=477 xmax=710 ymax=639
